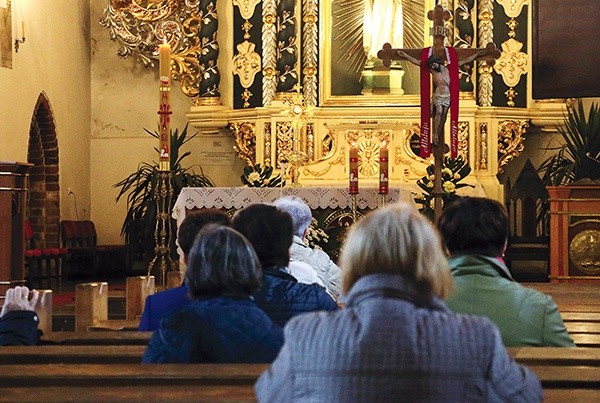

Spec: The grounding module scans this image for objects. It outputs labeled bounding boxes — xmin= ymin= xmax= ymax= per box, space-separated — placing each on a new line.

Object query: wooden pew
xmin=41 ymin=331 xmax=152 ymax=345
xmin=75 ymin=277 xmax=154 ymax=331
xmin=0 ymin=345 xmax=145 ymax=364
xmin=0 ymin=346 xmax=598 ymax=401
xmin=0 ymin=363 xmax=264 ymax=402
xmin=561 ymin=312 xmax=600 ymax=322
xmin=0 ymin=362 xmax=597 ymax=402
xmin=3 ymin=345 xmax=599 ymax=366
xmin=508 ymin=347 xmax=600 ymax=366
xmin=524 ymin=283 xmax=600 ymax=313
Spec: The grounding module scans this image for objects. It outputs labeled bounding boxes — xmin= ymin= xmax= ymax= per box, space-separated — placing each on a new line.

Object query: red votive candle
xmin=379 ymin=141 xmax=389 ymax=195
xmin=349 ymin=143 xmax=359 ymax=195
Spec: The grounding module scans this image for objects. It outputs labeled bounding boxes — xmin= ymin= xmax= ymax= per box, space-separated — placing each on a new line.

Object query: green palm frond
xmin=539 ymin=99 xmax=600 ymax=185
xmin=115 ymin=124 xmax=214 ymax=265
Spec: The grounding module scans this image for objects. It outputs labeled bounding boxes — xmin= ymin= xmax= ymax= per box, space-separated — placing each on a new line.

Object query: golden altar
xmin=173 ymin=186 xmax=414 ymax=259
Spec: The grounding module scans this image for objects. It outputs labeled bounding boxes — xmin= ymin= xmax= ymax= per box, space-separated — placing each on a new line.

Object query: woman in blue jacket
xmin=143 ymin=224 xmax=283 ymax=363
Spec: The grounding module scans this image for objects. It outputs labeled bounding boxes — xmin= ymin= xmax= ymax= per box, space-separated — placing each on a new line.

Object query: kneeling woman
xmin=255 ymin=203 xmax=542 ymax=401
xmin=143 ymin=225 xmax=283 ymax=363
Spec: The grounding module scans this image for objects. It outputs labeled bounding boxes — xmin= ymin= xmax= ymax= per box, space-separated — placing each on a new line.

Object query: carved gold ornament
xmin=497 ymin=119 xmax=528 ymax=174
xmin=230 ymin=122 xmax=257 ymax=166
xmin=232 ymin=41 xmax=262 ymax=88
xmin=478 ymin=0 xmax=495 ymax=106
xmin=241 ymin=89 xmax=253 ymax=108
xmin=496 ymin=0 xmax=528 ymax=19
xmin=262 ymin=0 xmax=277 ymax=105
xmin=302 ymin=0 xmax=319 ymax=106
xmin=493 ymin=38 xmax=528 ymax=88
xmin=478 ymin=123 xmax=488 ymax=171
xmin=357 ymin=141 xmax=382 ymax=177
xmin=570 ymin=229 xmax=600 ymax=275
xmin=458 ymin=122 xmax=469 ymax=160
xmin=505 ymin=87 xmax=518 ymax=107
xmin=264 ymin=123 xmax=272 ymax=166
xmin=100 ymin=0 xmax=202 ymax=99
xmin=233 ymin=0 xmax=261 ymax=20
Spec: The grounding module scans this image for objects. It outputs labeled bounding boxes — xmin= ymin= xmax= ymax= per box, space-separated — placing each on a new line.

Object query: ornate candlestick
xmin=148 ymin=40 xmax=177 ymax=289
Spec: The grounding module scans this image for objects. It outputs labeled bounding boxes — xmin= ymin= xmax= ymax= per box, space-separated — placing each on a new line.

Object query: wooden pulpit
xmin=0 ymin=162 xmax=32 ymax=294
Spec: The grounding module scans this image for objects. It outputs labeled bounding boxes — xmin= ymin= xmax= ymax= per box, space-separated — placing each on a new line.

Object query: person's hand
xmin=0 ymin=286 xmax=39 ymax=318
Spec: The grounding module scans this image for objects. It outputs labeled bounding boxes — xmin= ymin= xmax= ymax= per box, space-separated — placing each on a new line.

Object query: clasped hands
xmin=0 ymin=286 xmax=39 ymax=318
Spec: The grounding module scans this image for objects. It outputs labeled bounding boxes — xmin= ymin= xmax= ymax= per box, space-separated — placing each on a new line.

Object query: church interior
xmin=0 ymin=0 xmax=600 ymax=399
xmin=1 ymin=1 xmax=599 ymax=284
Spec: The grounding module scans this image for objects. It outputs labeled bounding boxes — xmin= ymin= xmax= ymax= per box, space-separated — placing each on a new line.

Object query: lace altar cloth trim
xmin=173 ymin=187 xmax=413 ymax=221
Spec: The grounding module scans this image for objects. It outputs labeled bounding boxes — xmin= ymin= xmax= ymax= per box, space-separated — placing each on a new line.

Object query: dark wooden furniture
xmin=547 ymin=186 xmax=600 ymax=282
xmin=60 ymin=220 xmax=128 ymax=279
xmin=0 ymin=162 xmax=32 ymax=294
xmin=503 ymin=160 xmax=549 ymax=281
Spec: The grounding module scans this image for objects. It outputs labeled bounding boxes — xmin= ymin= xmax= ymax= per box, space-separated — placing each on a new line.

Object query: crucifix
xmin=378 ymin=4 xmax=500 ymax=222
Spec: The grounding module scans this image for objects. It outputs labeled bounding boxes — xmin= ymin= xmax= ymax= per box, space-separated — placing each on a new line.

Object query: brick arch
xmin=27 ymin=93 xmax=60 ymax=248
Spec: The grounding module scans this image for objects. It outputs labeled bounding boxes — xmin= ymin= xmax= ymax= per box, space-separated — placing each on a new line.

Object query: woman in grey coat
xmin=255 ymin=203 xmax=542 ymax=402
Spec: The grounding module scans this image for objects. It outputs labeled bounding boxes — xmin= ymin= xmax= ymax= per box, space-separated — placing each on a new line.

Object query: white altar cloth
xmin=173 ymin=187 xmax=414 ymax=226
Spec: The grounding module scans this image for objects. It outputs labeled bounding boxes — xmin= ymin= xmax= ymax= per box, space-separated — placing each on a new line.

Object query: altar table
xmin=173 ymin=187 xmax=414 ymax=259
xmin=173 ymin=187 xmax=413 ymax=225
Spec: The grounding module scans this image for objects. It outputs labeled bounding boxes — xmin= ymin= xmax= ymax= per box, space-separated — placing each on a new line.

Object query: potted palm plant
xmin=115 ymin=123 xmax=214 ymax=271
xmin=537 ymin=99 xmax=600 ymax=282
xmin=538 ymin=99 xmax=600 ymax=185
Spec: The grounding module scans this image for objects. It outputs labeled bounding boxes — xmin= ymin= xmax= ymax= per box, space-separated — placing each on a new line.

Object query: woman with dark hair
xmin=142 ymin=224 xmax=283 ymax=363
xmin=232 ymin=203 xmax=338 ymax=327
xmin=439 ymin=196 xmax=574 ymax=347
xmin=255 ymin=203 xmax=541 ymax=401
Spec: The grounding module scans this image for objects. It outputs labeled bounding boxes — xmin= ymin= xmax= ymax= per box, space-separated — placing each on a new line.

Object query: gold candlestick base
xmin=147 ymin=171 xmax=177 ymax=289
xmin=286 ymin=151 xmax=308 ymax=187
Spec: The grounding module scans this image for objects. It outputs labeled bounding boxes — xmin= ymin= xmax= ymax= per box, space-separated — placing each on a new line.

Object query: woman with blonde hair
xmin=255 ymin=203 xmax=541 ymax=401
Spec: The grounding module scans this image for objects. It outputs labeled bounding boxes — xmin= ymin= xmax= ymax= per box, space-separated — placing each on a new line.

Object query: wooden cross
xmin=378 ymin=4 xmax=500 ymax=222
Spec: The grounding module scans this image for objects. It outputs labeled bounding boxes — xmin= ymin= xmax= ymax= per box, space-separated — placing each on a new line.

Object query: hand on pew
xmin=0 ymin=286 xmax=39 ymax=318
xmin=0 ymin=286 xmax=41 ymax=346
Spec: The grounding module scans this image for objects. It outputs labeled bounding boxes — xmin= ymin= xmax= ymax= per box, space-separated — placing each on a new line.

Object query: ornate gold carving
xmin=264 ymin=122 xmax=272 ymax=166
xmin=100 ymin=0 xmax=202 ymax=99
xmin=230 ymin=122 xmax=257 ymax=167
xmin=478 ymin=122 xmax=489 ymax=171
xmin=569 ymin=229 xmax=600 ymax=275
xmin=302 ymin=0 xmax=319 ymax=105
xmin=496 ymin=0 xmax=528 ymax=18
xmin=232 ymin=41 xmax=261 ymax=88
xmin=357 ymin=141 xmax=381 ymax=177
xmin=505 ymin=87 xmax=518 ymax=107
xmin=302 ymin=153 xmax=346 ymax=178
xmin=401 ymin=129 xmax=427 ymax=163
xmin=241 ymin=89 xmax=253 ymax=108
xmin=263 ymin=13 xmax=276 ymax=25
xmin=478 ymin=0 xmax=495 ymax=106
xmin=193 ymin=96 xmax=221 ymax=106
xmin=233 ymin=0 xmax=260 ymax=20
xmin=241 ymin=20 xmax=253 ymax=39
xmin=262 ymin=0 xmax=277 ymax=105
xmin=458 ymin=122 xmax=469 ymax=160
xmin=497 ymin=119 xmax=528 ymax=174
xmin=306 ymin=123 xmax=315 ymax=160
xmin=276 ymin=121 xmax=294 ymax=161
xmin=506 ymin=18 xmax=518 ymax=38
xmin=494 ymin=38 xmax=528 ymax=88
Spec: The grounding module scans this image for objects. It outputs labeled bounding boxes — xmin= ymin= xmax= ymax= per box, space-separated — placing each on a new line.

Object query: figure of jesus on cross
xmin=378 ymin=4 xmax=500 ymax=221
